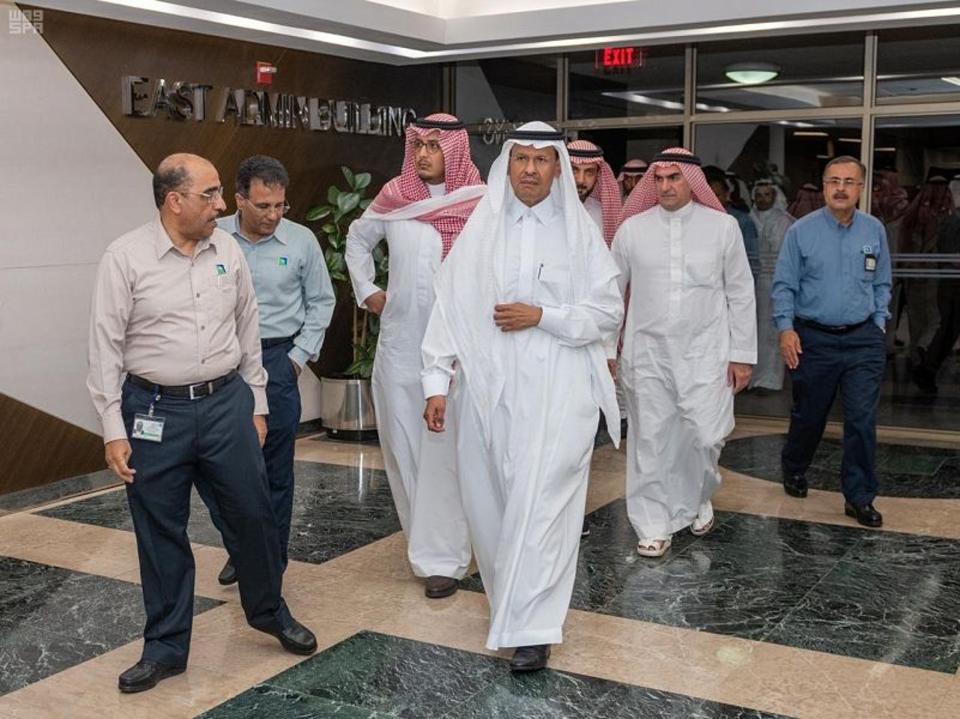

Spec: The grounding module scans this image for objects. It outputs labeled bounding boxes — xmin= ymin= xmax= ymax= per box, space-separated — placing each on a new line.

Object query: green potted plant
xmin=307 ymin=166 xmax=387 ymax=439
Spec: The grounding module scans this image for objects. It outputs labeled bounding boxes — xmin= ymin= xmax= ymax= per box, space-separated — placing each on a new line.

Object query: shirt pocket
xmin=208 ymin=273 xmax=238 ymax=322
xmin=537 ymin=263 xmax=573 ymax=306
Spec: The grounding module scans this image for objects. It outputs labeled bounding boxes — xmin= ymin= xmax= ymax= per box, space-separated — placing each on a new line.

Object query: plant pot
xmin=319 ymin=375 xmax=378 ymax=441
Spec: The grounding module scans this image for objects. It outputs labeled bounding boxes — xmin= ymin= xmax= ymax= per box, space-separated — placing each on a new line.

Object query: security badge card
xmin=132 ymin=395 xmax=165 ymax=443
xmin=863 ymin=245 xmax=877 ymax=272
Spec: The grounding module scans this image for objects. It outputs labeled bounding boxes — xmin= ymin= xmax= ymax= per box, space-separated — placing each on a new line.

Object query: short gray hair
xmin=823 ymin=155 xmax=866 ymax=180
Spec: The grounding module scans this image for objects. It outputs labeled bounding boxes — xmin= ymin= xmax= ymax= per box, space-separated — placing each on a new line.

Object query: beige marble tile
xmin=560 ymin=610 xmax=741 ymax=700
xmin=0 ymin=514 xmax=140 ymax=579
xmin=713 ymin=638 xmax=957 ymax=719
xmin=0 ymin=644 xmax=229 ymax=719
xmin=715 ymin=470 xmax=960 ymax=540
xmin=185 ymin=601 xmax=360 ymax=684
xmin=294 ymin=435 xmax=384 ymax=469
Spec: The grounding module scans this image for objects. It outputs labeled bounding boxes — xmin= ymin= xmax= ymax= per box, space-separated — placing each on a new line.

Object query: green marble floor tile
xmin=198 ymin=684 xmax=393 ymax=718
xmin=267 ymin=631 xmax=507 ymax=718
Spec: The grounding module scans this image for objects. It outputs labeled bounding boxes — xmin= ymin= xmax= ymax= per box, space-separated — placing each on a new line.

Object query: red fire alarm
xmin=256 ymin=61 xmax=277 ymax=85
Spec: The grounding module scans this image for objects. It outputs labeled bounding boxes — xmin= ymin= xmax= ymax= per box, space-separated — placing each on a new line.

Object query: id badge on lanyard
xmin=131 ymin=392 xmax=165 ymax=443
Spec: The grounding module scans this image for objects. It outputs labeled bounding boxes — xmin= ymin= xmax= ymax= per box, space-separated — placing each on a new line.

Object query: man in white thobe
xmin=421 ymin=122 xmax=623 ymax=672
xmin=345 ymin=113 xmax=484 ymax=599
xmin=750 ymin=179 xmax=795 ymax=392
xmin=612 ymin=148 xmax=756 ymax=558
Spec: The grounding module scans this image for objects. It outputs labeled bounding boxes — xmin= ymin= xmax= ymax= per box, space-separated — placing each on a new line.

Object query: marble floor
xmin=1 ymin=418 xmax=959 ymax=717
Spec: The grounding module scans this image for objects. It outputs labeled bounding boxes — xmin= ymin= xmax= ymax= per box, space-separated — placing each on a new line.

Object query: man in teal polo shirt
xmin=205 ymin=155 xmax=335 ymax=583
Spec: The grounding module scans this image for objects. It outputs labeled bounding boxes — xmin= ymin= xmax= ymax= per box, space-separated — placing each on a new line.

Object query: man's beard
xmin=577 ymin=185 xmax=594 ymax=202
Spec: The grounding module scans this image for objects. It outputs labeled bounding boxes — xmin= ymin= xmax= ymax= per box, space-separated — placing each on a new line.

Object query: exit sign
xmin=595 ymin=47 xmax=646 ymax=72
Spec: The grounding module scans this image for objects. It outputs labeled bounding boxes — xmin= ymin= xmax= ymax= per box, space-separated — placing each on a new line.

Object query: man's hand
xmin=105 ymin=439 xmax=136 ymax=484
xmin=290 ymin=359 xmax=302 ymax=378
xmin=253 ymin=414 xmax=267 ymax=447
xmin=494 ymin=303 xmax=542 ymax=332
xmin=607 ymin=359 xmax=618 ymax=380
xmin=364 ymin=290 xmax=387 ymax=316
xmin=779 ymin=329 xmax=802 ymax=370
xmin=424 ymin=395 xmax=447 ymax=432
xmin=727 ymin=362 xmax=753 ymax=394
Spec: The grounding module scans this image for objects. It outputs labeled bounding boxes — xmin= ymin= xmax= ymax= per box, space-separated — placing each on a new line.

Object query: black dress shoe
xmin=845 ymin=501 xmax=883 ymax=528
xmin=267 ymin=618 xmax=318 ymax=655
xmin=425 ymin=575 xmax=458 ymax=599
xmin=118 ymin=659 xmax=186 ymax=693
xmin=783 ymin=472 xmax=808 ymax=498
xmin=217 ymin=559 xmax=237 ymax=586
xmin=509 ymin=644 xmax=551 ymax=672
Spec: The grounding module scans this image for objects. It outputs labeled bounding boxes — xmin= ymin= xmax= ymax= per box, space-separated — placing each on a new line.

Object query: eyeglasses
xmin=178 ymin=186 xmax=224 ymax=204
xmin=413 ymin=139 xmax=442 ymax=155
xmin=823 ymin=178 xmax=863 ymax=188
xmin=247 ymin=200 xmax=291 ymax=216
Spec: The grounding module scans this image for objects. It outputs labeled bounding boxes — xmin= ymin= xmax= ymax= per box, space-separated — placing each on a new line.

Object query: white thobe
xmin=612 ymin=201 xmax=756 ymax=540
xmin=583 ymin=194 xmax=627 ymax=419
xmin=422 ymin=191 xmax=622 ymax=650
xmin=345 ymin=183 xmax=472 ymax=579
xmin=584 ymin=195 xmax=603 ymax=231
xmin=750 ymin=207 xmax=795 ymax=390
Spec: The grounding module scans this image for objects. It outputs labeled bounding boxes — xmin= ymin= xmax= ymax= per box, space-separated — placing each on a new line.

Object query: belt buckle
xmin=188 ymin=382 xmax=205 ymax=400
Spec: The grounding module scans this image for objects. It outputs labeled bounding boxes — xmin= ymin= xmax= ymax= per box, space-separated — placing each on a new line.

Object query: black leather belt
xmin=796 ymin=317 xmax=870 ymax=335
xmin=262 ymin=335 xmax=295 ymax=349
xmin=128 ymin=370 xmax=237 ymax=399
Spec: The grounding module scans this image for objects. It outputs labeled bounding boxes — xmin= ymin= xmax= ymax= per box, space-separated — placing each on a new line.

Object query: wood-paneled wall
xmin=33 ymin=6 xmax=444 ymax=378
xmin=0 ymin=393 xmax=104 ymax=495
xmin=2 ymin=8 xmax=443 ymax=496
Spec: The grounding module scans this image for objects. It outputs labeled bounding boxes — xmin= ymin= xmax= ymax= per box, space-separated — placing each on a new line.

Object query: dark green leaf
xmin=359 ymin=198 xmax=373 ymax=209
xmin=342 ymin=166 xmax=355 ymax=187
xmin=327 ymin=185 xmax=341 ymax=204
xmin=304 ymin=206 xmax=331 ymax=222
xmin=354 ymin=173 xmax=372 ymax=190
xmin=337 ymin=192 xmax=360 ymax=214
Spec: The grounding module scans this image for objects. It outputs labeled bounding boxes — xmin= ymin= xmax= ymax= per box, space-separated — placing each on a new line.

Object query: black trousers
xmin=200 ymin=340 xmax=301 ymax=568
xmin=781 ymin=322 xmax=886 ymax=506
xmin=122 ymin=374 xmax=291 ymax=666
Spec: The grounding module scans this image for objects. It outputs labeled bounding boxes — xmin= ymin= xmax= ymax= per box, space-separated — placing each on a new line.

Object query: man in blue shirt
xmin=204 ymin=156 xmax=335 ymax=583
xmin=704 ymin=165 xmax=760 ymax=275
xmin=772 ymin=156 xmax=891 ymax=527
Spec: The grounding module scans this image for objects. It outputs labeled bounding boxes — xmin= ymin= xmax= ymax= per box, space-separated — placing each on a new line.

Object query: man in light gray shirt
xmin=87 ymin=153 xmax=317 ymax=694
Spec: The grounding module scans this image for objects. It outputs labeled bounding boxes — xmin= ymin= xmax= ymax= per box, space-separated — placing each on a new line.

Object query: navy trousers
xmin=122 ymin=374 xmax=291 ymax=666
xmin=201 ymin=339 xmax=301 ymax=567
xmin=781 ymin=321 xmax=886 ymax=506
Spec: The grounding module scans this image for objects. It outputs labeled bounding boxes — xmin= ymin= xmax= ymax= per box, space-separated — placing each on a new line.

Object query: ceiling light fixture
xmin=793 ymin=131 xmax=829 ymax=137
xmin=875 ymin=147 xmax=898 ymax=152
xmin=75 ymin=1 xmax=960 ymax=63
xmin=724 ymin=62 xmax=780 ymax=85
xmin=941 ymin=76 xmax=960 ymax=87
xmin=838 ymin=138 xmax=862 ymax=143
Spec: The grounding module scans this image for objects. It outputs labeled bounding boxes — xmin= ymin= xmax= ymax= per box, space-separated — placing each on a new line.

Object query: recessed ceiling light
xmin=816 ymin=154 xmax=832 ymax=159
xmin=794 ymin=131 xmax=829 ymax=137
xmin=724 ymin=63 xmax=780 ymax=85
xmin=838 ymin=138 xmax=862 ymax=143
xmin=941 ymin=77 xmax=960 ymax=87
xmin=875 ymin=147 xmax=897 ymax=152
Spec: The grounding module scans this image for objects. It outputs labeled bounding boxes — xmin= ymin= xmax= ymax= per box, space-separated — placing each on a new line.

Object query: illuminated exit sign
xmin=595 ymin=47 xmax=646 ymax=72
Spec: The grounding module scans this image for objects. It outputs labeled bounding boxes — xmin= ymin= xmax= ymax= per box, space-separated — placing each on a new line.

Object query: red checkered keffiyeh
xmin=369 ymin=113 xmax=482 ymax=259
xmin=567 ymin=140 xmax=622 ymax=248
xmin=618 ymin=147 xmax=725 ymax=226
